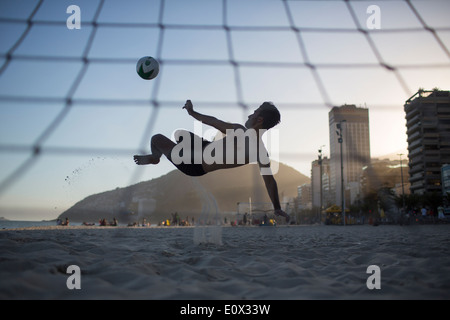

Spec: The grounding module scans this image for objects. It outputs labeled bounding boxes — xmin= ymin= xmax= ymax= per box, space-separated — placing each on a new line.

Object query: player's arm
xmin=182 ymin=100 xmax=244 ymax=134
xmin=258 ymin=150 xmax=281 ymax=211
xmin=261 ymin=171 xmax=282 ymax=211
xmin=260 ymin=162 xmax=290 ymax=221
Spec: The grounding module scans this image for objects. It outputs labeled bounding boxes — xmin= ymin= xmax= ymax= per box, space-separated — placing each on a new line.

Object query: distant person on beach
xmin=134 ymin=100 xmax=289 ymax=223
xmin=438 ymin=206 xmax=445 ymax=220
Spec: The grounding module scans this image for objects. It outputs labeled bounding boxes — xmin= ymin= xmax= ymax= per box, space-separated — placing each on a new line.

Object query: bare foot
xmin=133 ymin=155 xmax=160 ymax=165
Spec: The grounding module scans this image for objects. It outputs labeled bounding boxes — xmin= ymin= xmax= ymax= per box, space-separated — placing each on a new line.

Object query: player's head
xmin=245 ymin=102 xmax=281 ymax=130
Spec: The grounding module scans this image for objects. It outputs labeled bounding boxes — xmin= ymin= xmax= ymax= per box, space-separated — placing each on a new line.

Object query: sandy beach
xmin=1 ymin=224 xmax=449 ymax=300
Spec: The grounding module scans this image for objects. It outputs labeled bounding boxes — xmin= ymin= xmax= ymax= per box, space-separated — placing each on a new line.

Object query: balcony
xmin=407 ymin=123 xmax=421 ymax=136
xmin=408 ymin=147 xmax=423 ymax=157
xmin=423 ymin=131 xmax=439 ymax=138
xmin=425 ymin=157 xmax=443 ymax=165
xmin=408 ymin=139 xmax=422 ymax=149
xmin=407 ymin=131 xmax=421 ymax=143
xmin=421 ymin=114 xmax=438 ymax=122
xmin=409 ymin=172 xmax=423 ymax=182
xmin=425 ymin=174 xmax=442 ymax=182
xmin=406 ymin=113 xmax=421 ymax=126
xmin=405 ymin=105 xmax=420 ymax=119
xmin=409 ymin=164 xmax=423 ymax=175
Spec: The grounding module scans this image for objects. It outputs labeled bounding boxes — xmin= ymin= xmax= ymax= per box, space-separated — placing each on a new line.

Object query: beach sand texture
xmin=1 ymin=225 xmax=449 ymax=299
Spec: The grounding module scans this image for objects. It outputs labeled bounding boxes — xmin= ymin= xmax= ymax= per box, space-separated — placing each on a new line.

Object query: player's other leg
xmin=134 ymin=134 xmax=176 ymax=165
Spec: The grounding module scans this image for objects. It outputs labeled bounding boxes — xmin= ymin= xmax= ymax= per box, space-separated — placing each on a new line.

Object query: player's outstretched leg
xmin=134 ymin=134 xmax=176 ymax=165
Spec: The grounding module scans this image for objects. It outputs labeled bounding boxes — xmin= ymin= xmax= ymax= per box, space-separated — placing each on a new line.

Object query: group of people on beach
xmin=157 ymin=213 xmax=192 ymax=227
xmin=402 ymin=206 xmax=448 ymax=224
xmin=66 ymin=213 xmax=284 ymax=228
xmin=99 ymin=218 xmax=118 ymax=226
xmin=56 ymin=217 xmax=69 ymax=226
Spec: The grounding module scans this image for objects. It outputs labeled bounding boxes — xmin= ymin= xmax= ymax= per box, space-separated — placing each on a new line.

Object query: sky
xmin=0 ymin=0 xmax=449 ymax=220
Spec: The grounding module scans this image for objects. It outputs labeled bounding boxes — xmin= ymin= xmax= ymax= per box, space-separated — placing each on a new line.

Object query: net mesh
xmin=0 ymin=0 xmax=449 ymax=215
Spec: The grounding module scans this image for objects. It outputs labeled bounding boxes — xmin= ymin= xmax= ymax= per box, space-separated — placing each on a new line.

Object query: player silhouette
xmin=134 ymin=100 xmax=289 ymax=222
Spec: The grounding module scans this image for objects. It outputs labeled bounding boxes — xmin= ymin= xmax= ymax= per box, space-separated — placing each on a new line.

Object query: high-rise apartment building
xmin=329 ymin=105 xmax=371 ymax=206
xmin=297 ymin=183 xmax=312 ymax=208
xmin=311 ymin=156 xmax=330 ymax=209
xmin=404 ymin=90 xmax=450 ymax=194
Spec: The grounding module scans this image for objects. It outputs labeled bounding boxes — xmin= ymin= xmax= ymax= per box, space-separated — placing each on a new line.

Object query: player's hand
xmin=182 ymin=100 xmax=194 ymax=115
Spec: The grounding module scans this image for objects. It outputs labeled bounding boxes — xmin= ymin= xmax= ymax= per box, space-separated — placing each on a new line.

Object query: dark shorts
xmin=173 ymin=162 xmax=206 ymax=177
xmin=167 ymin=132 xmax=209 ymax=177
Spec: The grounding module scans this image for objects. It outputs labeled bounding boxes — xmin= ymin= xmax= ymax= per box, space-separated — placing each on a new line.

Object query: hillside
xmin=59 ymin=162 xmax=309 ymax=223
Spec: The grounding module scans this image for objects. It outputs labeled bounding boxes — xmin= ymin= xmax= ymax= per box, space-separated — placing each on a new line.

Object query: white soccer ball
xmin=136 ymin=56 xmax=159 ymax=80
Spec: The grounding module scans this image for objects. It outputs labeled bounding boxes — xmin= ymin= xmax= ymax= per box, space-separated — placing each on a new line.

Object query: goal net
xmin=0 ymin=0 xmax=449 ymax=221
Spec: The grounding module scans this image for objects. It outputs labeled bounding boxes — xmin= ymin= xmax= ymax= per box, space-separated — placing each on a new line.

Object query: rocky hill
xmin=59 ymin=162 xmax=309 ymax=223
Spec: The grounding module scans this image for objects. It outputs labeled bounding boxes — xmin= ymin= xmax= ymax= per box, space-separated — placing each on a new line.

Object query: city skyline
xmin=1 ymin=0 xmax=449 ymax=220
xmin=309 ymin=89 xmax=450 ymax=212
